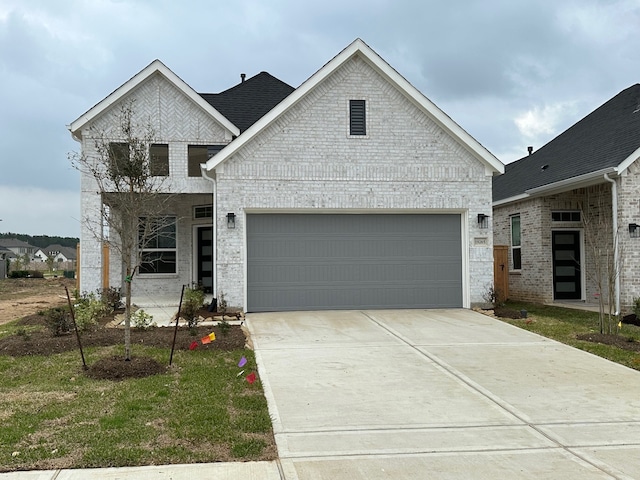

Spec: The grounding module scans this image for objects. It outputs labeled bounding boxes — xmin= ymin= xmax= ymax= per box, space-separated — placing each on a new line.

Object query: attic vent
xmin=349 ymin=100 xmax=366 ymax=136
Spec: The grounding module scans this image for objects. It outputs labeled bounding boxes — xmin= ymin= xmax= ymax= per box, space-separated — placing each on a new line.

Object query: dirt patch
xmin=86 ymin=355 xmax=167 ymax=380
xmin=0 ymin=277 xmax=75 ymax=326
xmin=575 ymin=333 xmax=640 ymax=352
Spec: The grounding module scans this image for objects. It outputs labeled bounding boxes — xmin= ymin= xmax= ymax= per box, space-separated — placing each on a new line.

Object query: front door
xmin=197 ymin=226 xmax=213 ymax=293
xmin=552 ymin=231 xmax=582 ymax=300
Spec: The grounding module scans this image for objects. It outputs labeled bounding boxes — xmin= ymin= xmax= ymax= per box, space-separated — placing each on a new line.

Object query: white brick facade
xmin=215 ymin=56 xmax=496 ymax=309
xmin=494 ymin=169 xmax=640 ymax=311
xmin=77 ymin=72 xmax=229 ymax=296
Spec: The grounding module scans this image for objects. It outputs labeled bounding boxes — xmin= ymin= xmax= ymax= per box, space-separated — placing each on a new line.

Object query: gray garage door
xmin=246 ymin=214 xmax=462 ymax=312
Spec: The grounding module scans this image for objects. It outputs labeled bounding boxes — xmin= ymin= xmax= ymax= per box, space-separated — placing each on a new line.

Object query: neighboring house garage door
xmin=246 ymin=214 xmax=462 ymax=312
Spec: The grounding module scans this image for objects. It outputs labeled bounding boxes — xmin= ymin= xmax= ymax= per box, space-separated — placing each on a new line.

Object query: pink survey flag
xmin=201 ymin=335 xmax=211 ymax=344
xmin=246 ymin=372 xmax=256 ymax=384
xmin=238 ymin=356 xmax=247 ymax=368
xmin=189 ymin=341 xmax=198 ymax=350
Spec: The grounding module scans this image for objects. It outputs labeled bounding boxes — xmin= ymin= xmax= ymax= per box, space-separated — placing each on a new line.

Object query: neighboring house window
xmin=149 ymin=144 xmax=169 ymax=176
xmin=349 ymin=99 xmax=366 ymax=136
xmin=108 ymin=142 xmax=130 ymax=175
xmin=551 ymin=211 xmax=581 ymax=222
xmin=194 ymin=205 xmax=213 ymax=219
xmin=138 ymin=216 xmax=177 ymax=274
xmin=511 ymin=215 xmax=522 ymax=270
xmin=188 ymin=145 xmax=225 ymax=177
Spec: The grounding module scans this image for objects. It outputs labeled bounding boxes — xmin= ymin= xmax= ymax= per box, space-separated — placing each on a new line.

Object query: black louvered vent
xmin=349 ymin=100 xmax=366 ymax=135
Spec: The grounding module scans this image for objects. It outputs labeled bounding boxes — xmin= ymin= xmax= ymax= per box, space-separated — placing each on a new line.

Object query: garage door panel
xmin=247 ymin=214 xmax=462 ymax=311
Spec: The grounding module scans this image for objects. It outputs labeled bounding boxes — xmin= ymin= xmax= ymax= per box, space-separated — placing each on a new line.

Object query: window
xmin=511 ymin=215 xmax=521 ymax=270
xmin=138 ymin=216 xmax=177 ymax=274
xmin=149 ymin=144 xmax=169 ymax=176
xmin=349 ymin=99 xmax=366 ymax=136
xmin=108 ymin=142 xmax=130 ymax=175
xmin=551 ymin=211 xmax=581 ymax=222
xmin=188 ymin=145 xmax=225 ymax=177
xmin=194 ymin=205 xmax=213 ymax=219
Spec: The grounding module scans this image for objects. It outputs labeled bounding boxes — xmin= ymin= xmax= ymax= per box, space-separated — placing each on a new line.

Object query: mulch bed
xmin=0 ymin=312 xmax=247 ymax=380
xmin=575 ymin=332 xmax=640 ymax=352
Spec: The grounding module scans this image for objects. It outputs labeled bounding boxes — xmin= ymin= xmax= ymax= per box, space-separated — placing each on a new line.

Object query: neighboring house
xmin=0 ymin=239 xmax=36 ymax=259
xmin=34 ymin=244 xmax=78 ymax=264
xmin=70 ymin=38 xmax=504 ymax=312
xmin=493 ymin=84 xmax=640 ymax=312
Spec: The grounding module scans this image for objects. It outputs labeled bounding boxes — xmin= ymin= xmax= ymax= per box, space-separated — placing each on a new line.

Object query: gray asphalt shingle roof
xmin=493 ymin=84 xmax=640 ymax=202
xmin=200 ymin=72 xmax=295 ymax=133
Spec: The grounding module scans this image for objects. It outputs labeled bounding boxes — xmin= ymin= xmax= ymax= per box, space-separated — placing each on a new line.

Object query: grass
xmin=498 ymin=301 xmax=640 ymax=370
xmin=0 ymin=340 xmax=275 ymax=472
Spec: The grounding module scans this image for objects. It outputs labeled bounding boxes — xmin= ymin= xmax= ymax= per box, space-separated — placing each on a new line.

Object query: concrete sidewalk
xmin=0 ymin=462 xmax=281 ymax=479
xmin=247 ymin=309 xmax=640 ymax=479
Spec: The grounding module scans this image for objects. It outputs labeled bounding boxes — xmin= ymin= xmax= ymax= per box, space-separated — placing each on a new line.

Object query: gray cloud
xmin=1 ymin=0 xmax=639 ymax=236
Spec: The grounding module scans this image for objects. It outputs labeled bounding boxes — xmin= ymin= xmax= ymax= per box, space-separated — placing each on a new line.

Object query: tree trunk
xmin=124 ymin=268 xmax=132 ymax=361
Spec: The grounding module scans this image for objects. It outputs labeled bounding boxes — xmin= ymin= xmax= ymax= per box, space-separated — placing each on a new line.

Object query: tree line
xmin=0 ymin=233 xmax=79 ymax=249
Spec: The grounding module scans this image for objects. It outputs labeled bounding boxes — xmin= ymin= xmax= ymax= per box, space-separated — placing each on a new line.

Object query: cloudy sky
xmin=1 ymin=0 xmax=639 ymax=237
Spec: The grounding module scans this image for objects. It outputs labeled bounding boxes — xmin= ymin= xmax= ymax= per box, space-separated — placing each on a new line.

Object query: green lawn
xmin=0 ymin=340 xmax=275 ymax=472
xmin=498 ymin=301 xmax=640 ymax=371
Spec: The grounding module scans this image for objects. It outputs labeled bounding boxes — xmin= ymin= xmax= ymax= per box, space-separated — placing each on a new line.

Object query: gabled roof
xmin=0 ymin=238 xmax=34 ymax=248
xmin=205 ymin=38 xmax=504 ymax=175
xmin=493 ymin=84 xmax=640 ymax=204
xmin=69 ymin=60 xmax=240 ymax=139
xmin=42 ymin=244 xmax=77 ymax=260
xmin=200 ymin=72 xmax=295 ymax=133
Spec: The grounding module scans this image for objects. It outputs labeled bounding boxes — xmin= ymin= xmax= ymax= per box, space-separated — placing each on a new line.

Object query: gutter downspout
xmin=604 ymin=173 xmax=620 ymax=315
xmin=201 ymin=165 xmax=217 ymax=298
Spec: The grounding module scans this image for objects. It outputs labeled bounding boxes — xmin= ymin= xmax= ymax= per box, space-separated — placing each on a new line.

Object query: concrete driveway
xmin=246 ymin=309 xmax=640 ymax=479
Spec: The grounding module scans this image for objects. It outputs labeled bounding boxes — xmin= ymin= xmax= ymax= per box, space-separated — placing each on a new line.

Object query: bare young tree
xmin=581 ymin=184 xmax=623 ymax=334
xmin=71 ymin=100 xmax=175 ymax=360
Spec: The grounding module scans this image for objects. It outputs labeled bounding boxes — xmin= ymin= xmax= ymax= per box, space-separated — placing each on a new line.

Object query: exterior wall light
xmin=477 ymin=213 xmax=489 ymax=229
xmin=227 ymin=213 xmax=236 ymax=229
xmin=629 ymin=223 xmax=639 ymax=238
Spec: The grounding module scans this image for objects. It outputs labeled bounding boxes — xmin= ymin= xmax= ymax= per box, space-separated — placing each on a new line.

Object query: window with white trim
xmin=511 ymin=215 xmax=521 ymax=271
xmin=138 ymin=216 xmax=177 ymax=274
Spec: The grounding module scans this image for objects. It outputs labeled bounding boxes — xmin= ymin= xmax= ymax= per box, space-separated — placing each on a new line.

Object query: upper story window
xmin=108 ymin=142 xmax=130 ymax=175
xmin=511 ymin=215 xmax=522 ymax=271
xmin=194 ymin=205 xmax=213 ymax=219
xmin=349 ymin=99 xmax=366 ymax=136
xmin=551 ymin=211 xmax=581 ymax=222
xmin=188 ymin=145 xmax=225 ymax=177
xmin=149 ymin=144 xmax=169 ymax=176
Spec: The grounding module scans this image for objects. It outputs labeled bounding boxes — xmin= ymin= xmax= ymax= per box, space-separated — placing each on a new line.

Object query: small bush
xmin=73 ymin=292 xmax=106 ymax=332
xmin=9 ymin=271 xmax=29 ymax=278
xmin=633 ymin=297 xmax=640 ymax=318
xmin=100 ymin=287 xmax=122 ymax=311
xmin=131 ymin=309 xmax=155 ymax=330
xmin=182 ymin=285 xmax=205 ymax=334
xmin=29 ymin=270 xmax=44 ymax=278
xmin=44 ymin=307 xmax=73 ymax=336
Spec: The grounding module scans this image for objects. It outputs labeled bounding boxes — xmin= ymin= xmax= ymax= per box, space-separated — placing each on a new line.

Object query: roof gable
xmin=205 ymin=38 xmax=504 ymax=175
xmin=494 ymin=84 xmax=640 ymax=203
xmin=69 ymin=60 xmax=240 ymax=139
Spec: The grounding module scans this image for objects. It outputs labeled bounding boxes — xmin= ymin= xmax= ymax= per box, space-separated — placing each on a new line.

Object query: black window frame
xmin=149 ymin=143 xmax=169 ymax=177
xmin=188 ymin=145 xmax=225 ymax=177
xmin=138 ymin=216 xmax=177 ymax=275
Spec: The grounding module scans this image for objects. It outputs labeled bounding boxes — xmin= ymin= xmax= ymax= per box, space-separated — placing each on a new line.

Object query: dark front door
xmin=197 ymin=226 xmax=213 ymax=293
xmin=552 ymin=231 xmax=581 ymax=300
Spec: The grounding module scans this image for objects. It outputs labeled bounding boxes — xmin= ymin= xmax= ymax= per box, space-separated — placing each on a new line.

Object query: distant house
xmin=70 ymin=38 xmax=504 ymax=311
xmin=34 ymin=244 xmax=78 ymax=264
xmin=0 ymin=239 xmax=36 ymax=259
xmin=492 ymin=84 xmax=640 ymax=311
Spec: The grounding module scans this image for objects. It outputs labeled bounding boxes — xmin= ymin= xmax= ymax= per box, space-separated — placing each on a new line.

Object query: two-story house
xmin=70 ymin=39 xmax=504 ymax=312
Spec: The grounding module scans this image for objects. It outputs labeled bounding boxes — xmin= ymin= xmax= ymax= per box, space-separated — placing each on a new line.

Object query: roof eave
xmin=493 ymin=167 xmax=619 ymax=207
xmin=206 ymin=38 xmax=504 ymax=174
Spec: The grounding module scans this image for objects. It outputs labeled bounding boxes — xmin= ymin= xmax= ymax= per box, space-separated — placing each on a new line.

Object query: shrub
xmin=100 ymin=287 xmax=122 ymax=311
xmin=182 ymin=285 xmax=205 ymax=333
xmin=9 ymin=271 xmax=29 ymax=278
xmin=44 ymin=307 xmax=73 ymax=336
xmin=633 ymin=297 xmax=640 ymax=319
xmin=131 ymin=309 xmax=155 ymax=330
xmin=29 ymin=270 xmax=44 ymax=278
xmin=73 ymin=292 xmax=106 ymax=332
